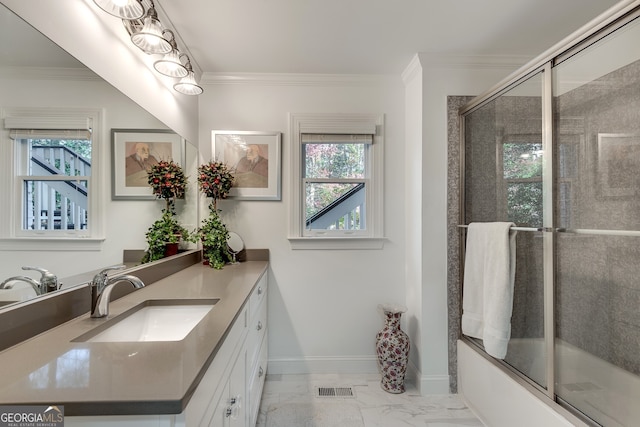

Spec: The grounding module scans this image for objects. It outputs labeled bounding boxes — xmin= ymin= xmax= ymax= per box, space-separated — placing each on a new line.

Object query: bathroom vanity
xmin=0 ymin=256 xmax=268 ymax=427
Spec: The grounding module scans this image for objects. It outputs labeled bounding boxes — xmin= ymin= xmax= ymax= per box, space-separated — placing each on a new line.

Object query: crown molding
xmin=401 ymin=54 xmax=423 ymax=84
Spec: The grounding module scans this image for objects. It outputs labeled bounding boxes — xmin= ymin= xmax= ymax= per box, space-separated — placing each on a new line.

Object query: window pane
xmin=23 ymin=179 xmax=89 ymax=230
xmin=27 ymin=139 xmax=92 ymax=177
xmin=503 ymin=143 xmax=543 ymax=179
xmin=303 ymin=143 xmax=365 ymax=179
xmin=305 ymin=182 xmax=365 ymax=230
xmin=506 ymin=181 xmax=543 ymax=227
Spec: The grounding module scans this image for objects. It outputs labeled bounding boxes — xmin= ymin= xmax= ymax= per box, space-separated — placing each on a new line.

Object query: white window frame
xmin=288 ymin=113 xmax=385 ymax=250
xmin=0 ymin=107 xmax=105 ymax=250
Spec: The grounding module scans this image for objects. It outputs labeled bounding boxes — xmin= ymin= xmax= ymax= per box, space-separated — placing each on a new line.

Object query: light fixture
xmin=93 ymin=0 xmax=145 ymax=20
xmin=173 ymin=60 xmax=204 ymax=95
xmin=153 ymin=33 xmax=189 ymax=78
xmin=92 ymin=0 xmax=203 ymax=95
xmin=130 ymin=2 xmax=172 ymax=54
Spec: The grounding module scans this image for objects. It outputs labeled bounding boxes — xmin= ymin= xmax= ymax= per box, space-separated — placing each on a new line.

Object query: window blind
xmin=5 ymin=116 xmax=92 ymax=140
xmin=301 ymin=133 xmax=373 ymax=144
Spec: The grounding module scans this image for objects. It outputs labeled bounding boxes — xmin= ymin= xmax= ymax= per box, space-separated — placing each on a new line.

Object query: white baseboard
xmin=267 ymin=356 xmax=450 ymax=395
xmin=407 ymin=360 xmax=450 ymax=395
xmin=267 ymin=356 xmax=379 ymax=375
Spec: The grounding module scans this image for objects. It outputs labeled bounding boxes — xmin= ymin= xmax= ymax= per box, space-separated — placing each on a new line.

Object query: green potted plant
xmin=142 ymin=160 xmax=191 ymax=263
xmin=196 ymin=160 xmax=235 ymax=269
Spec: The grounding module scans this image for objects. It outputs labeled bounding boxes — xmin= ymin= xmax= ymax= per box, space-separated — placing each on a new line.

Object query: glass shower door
xmin=463 ymin=70 xmax=549 ymax=389
xmin=552 ymin=13 xmax=640 ymax=426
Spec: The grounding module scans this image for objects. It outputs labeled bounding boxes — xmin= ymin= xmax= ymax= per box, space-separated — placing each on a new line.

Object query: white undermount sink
xmin=74 ymin=299 xmax=219 ymax=343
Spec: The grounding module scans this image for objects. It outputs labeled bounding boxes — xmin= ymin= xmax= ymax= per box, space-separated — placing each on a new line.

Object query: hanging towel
xmin=461 ymin=222 xmax=517 ymax=359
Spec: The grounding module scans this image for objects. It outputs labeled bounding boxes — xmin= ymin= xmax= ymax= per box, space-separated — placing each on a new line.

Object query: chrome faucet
xmin=0 ymin=266 xmax=58 ymax=295
xmin=90 ymin=265 xmax=145 ymax=318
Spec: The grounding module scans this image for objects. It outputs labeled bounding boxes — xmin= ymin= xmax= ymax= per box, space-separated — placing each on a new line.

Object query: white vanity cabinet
xmin=185 ymin=272 xmax=268 ymax=427
xmin=246 ymin=274 xmax=268 ymax=427
xmin=65 ymin=270 xmax=268 ymax=427
xmin=200 ymin=272 xmax=268 ymax=427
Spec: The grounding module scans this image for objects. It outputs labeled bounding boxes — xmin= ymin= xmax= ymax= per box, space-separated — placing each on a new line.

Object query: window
xmin=16 ymin=134 xmax=91 ymax=234
xmin=0 ymin=108 xmax=103 ymax=249
xmin=501 ymin=138 xmax=543 ymax=227
xmin=289 ymin=113 xmax=384 ymax=249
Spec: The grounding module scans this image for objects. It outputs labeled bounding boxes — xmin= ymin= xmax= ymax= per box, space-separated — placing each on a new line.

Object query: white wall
xmin=198 ymin=59 xmax=524 ymax=390
xmin=0 ymin=74 xmax=171 ymax=279
xmin=198 ymin=75 xmax=407 ymax=374
xmin=408 ymin=54 xmax=529 ymax=393
xmin=402 ymin=57 xmax=425 ymax=387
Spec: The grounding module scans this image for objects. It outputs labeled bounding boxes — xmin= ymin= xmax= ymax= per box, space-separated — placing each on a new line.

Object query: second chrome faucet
xmin=90 ymin=265 xmax=145 ymax=318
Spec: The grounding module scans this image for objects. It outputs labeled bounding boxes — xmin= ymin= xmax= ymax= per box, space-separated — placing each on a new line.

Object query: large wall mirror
xmin=0 ymin=3 xmax=199 ymax=309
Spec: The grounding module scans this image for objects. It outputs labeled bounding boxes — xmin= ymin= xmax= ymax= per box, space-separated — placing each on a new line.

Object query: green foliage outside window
xmin=503 ymin=142 xmax=543 ymax=227
xmin=304 ymin=143 xmax=365 ymax=221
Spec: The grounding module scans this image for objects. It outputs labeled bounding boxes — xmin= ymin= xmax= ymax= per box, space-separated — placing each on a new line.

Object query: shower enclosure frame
xmin=457 ymin=1 xmax=640 ymax=425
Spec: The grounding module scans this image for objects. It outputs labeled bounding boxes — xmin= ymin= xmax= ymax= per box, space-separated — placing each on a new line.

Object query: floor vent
xmin=316 ymin=387 xmax=355 ymax=398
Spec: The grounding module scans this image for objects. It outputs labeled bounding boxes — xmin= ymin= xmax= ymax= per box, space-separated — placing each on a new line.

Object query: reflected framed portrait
xmin=212 ymin=130 xmax=282 ymax=200
xmin=111 ymin=129 xmax=183 ymax=200
xmin=596 ymin=133 xmax=640 ymax=198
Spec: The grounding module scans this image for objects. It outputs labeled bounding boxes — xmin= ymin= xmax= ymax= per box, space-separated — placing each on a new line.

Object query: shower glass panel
xmin=553 ymin=13 xmax=640 ymax=426
xmin=463 ymin=71 xmax=547 ymax=388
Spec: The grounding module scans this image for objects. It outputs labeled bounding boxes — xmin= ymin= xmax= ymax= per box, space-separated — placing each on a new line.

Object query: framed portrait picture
xmin=112 ymin=129 xmax=183 ymax=200
xmin=596 ymin=133 xmax=640 ymax=198
xmin=212 ymin=130 xmax=282 ymax=200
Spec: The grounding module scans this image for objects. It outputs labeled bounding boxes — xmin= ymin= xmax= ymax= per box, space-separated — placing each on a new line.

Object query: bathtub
xmin=458 ymin=338 xmax=640 ymax=427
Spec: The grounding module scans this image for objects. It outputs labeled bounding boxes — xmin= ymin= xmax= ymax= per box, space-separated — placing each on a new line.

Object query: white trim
xmin=406 ymin=359 xmax=450 ymax=395
xmin=268 ymin=355 xmax=379 ymax=375
xmin=288 ymin=113 xmax=384 ymax=249
xmin=401 ymin=54 xmax=423 ymax=84
xmin=288 ymin=237 xmax=386 ymax=250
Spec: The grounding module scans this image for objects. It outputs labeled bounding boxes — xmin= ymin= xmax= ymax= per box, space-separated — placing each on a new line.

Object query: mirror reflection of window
xmin=16 ymin=135 xmax=92 ymax=232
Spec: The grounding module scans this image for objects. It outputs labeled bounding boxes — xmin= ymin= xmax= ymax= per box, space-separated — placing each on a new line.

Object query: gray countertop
xmin=0 ymin=261 xmax=268 ymax=416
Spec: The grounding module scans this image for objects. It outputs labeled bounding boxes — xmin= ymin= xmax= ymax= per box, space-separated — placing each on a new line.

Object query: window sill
xmin=0 ymin=237 xmax=105 ymax=251
xmin=288 ymin=236 xmax=386 ymax=250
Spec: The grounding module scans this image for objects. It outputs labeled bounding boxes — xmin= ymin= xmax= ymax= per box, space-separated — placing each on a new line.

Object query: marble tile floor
xmin=256 ymin=373 xmax=485 ymax=427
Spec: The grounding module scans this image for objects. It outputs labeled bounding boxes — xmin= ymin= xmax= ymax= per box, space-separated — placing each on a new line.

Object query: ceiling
xmin=159 ymin=0 xmax=621 ymax=76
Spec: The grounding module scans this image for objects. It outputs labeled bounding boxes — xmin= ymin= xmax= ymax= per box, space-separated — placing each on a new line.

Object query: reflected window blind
xmin=5 ymin=116 xmax=92 ymax=140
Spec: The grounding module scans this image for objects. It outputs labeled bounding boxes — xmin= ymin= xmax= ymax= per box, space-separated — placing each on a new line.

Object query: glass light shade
xmin=174 ymin=71 xmax=203 ymax=95
xmin=93 ymin=0 xmax=145 ymax=19
xmin=154 ymin=50 xmax=189 ymax=78
xmin=131 ymin=16 xmax=172 ymax=54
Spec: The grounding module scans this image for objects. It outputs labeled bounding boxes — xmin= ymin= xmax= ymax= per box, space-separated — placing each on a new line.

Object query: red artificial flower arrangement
xmin=147 ymin=160 xmax=187 ymax=201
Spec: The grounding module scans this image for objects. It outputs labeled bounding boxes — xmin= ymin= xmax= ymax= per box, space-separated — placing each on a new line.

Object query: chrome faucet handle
xmin=98 ymin=265 xmax=126 ymax=275
xmin=22 ymin=266 xmax=58 ymax=293
xmin=92 ymin=265 xmax=126 ymax=290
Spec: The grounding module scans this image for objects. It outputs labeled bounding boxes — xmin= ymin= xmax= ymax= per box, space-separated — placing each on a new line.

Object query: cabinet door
xmin=228 ymin=349 xmax=246 ymax=427
xmin=208 ymin=381 xmax=230 ymax=427
xmin=208 ymin=350 xmax=245 ymax=427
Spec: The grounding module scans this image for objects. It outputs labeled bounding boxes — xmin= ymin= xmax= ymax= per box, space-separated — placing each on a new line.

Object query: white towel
xmin=461 ymin=222 xmax=517 ymax=359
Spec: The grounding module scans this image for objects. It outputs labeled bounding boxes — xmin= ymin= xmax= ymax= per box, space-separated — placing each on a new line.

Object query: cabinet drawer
xmin=248 ymin=273 xmax=267 ymax=321
xmin=247 ymin=295 xmax=267 ymax=370
xmin=248 ymin=335 xmax=268 ymax=427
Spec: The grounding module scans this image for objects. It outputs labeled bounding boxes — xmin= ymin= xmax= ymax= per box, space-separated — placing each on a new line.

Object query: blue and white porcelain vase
xmin=375 ymin=304 xmax=410 ymax=393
